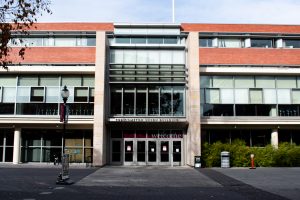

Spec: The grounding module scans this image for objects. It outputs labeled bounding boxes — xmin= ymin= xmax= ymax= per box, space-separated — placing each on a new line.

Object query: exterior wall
xmin=93 ymin=31 xmax=107 ymax=166
xmin=186 ymin=32 xmax=201 ymax=166
xmin=9 ymin=47 xmax=96 ymax=64
xmin=199 ymin=48 xmax=300 ymax=66
xmin=182 ymin=23 xmax=300 ymax=33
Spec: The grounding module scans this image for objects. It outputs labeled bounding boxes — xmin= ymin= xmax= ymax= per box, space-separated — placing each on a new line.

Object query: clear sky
xmin=39 ymin=0 xmax=300 ymax=24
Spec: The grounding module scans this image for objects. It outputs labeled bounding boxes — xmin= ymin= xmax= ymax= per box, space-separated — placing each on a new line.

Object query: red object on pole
xmin=250 ymin=154 xmax=256 ymax=169
xmin=60 ymin=103 xmax=65 ymax=122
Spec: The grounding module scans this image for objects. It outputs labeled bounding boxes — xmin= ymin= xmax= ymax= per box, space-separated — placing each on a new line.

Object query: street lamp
xmin=60 ymin=85 xmax=69 ymax=155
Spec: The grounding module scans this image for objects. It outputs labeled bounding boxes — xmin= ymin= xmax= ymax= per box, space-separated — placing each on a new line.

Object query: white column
xmin=13 ymin=128 xmax=21 ymax=164
xmin=271 ymin=129 xmax=279 ymax=149
xmin=93 ymin=31 xmax=107 ymax=166
xmin=186 ymin=32 xmax=201 ymax=166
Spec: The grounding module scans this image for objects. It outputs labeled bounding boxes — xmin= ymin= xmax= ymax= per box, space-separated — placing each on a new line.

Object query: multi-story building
xmin=0 ymin=23 xmax=299 ymax=166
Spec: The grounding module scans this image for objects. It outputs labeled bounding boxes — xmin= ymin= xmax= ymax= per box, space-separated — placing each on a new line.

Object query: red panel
xmin=199 ymin=48 xmax=300 ymax=66
xmin=7 ymin=47 xmax=95 ymax=64
xmin=182 ymin=23 xmax=300 ymax=34
xmin=20 ymin=23 xmax=114 ymax=31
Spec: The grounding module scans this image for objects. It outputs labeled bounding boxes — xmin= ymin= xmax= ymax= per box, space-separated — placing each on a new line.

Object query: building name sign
xmin=110 ymin=118 xmax=184 ymax=123
xmin=150 ymin=133 xmax=183 ymax=138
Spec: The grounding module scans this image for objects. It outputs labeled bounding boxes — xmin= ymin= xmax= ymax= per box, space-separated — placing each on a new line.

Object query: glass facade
xmin=0 ymin=75 xmax=95 ymax=116
xmin=21 ymin=129 xmax=93 ymax=163
xmin=110 ymin=85 xmax=185 ymax=116
xmin=0 ymin=129 xmax=14 ymax=162
xmin=201 ymin=75 xmax=300 ymax=116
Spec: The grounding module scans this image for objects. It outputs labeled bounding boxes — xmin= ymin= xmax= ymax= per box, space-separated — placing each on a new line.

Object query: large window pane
xmin=256 ymin=76 xmax=275 ymax=88
xmin=111 ymin=89 xmax=122 ymax=115
xmin=213 ymin=76 xmax=233 ymax=88
xmin=173 ymin=86 xmax=184 ymax=116
xmin=3 ymin=87 xmax=16 ymax=102
xmin=149 ymin=87 xmax=159 ymax=115
xmin=235 ymin=76 xmax=254 ymax=88
xmin=205 ymin=89 xmax=220 ymax=104
xmin=219 ymin=39 xmax=242 ymax=48
xmin=251 ymin=39 xmax=273 ymax=48
xmin=39 ymin=76 xmax=59 ymax=86
xmin=110 ymin=49 xmax=123 ymax=63
xmin=123 ymin=89 xmax=134 ymax=115
xmin=277 ymin=77 xmax=296 ymax=88
xmin=82 ymin=76 xmax=95 ymax=87
xmin=200 ymin=76 xmax=212 ymax=88
xmin=264 ymin=89 xmax=277 ymax=104
xmin=160 ymin=87 xmax=172 ymax=115
xmin=131 ymin=37 xmax=146 ymax=44
xmin=284 ymin=39 xmax=300 ymax=48
xmin=277 ymin=89 xmax=291 ymax=104
xmin=148 ymin=51 xmax=160 ymax=64
xmin=235 ymin=89 xmax=249 ymax=104
xmin=61 ymin=76 xmax=81 ymax=86
xmin=160 ymin=51 xmax=172 ymax=64
xmin=236 ymin=105 xmax=256 ymax=116
xmin=220 ymin=89 xmax=234 ymax=104
xmin=136 ymin=51 xmax=148 ymax=64
xmin=55 ymin=37 xmax=76 ymax=46
xmin=46 ymin=87 xmax=59 ymax=103
xmin=172 ymin=51 xmax=185 ymax=64
xmin=123 ymin=50 xmax=136 ymax=64
xmin=292 ymin=90 xmax=300 ymax=104
xmin=136 ymin=88 xmax=146 ymax=115
xmin=250 ymin=89 xmax=263 ymax=104
xmin=18 ymin=76 xmax=38 ymax=86
xmin=0 ymin=76 xmax=16 ymax=86
xmin=199 ymin=38 xmax=213 ymax=47
xmin=16 ymin=87 xmax=30 ymax=102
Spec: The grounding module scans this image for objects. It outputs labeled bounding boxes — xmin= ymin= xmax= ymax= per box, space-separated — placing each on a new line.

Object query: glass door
xmin=172 ymin=141 xmax=182 ymax=165
xmin=137 ymin=140 xmax=146 ymax=165
xmin=111 ymin=139 xmax=122 ymax=164
xmin=147 ymin=140 xmax=157 ymax=165
xmin=160 ymin=141 xmax=170 ymax=165
xmin=124 ymin=140 xmax=134 ymax=165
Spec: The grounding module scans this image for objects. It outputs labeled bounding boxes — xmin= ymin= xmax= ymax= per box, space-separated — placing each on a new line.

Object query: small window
xmin=74 ymin=87 xmax=88 ymax=102
xmin=219 ymin=38 xmax=243 ymax=48
xmin=131 ymin=37 xmax=146 ymax=44
xmin=199 ymin=38 xmax=213 ymax=47
xmin=164 ymin=37 xmax=178 ymax=44
xmin=251 ymin=39 xmax=273 ymax=48
xmin=148 ymin=37 xmax=164 ymax=44
xmin=30 ymin=87 xmax=44 ymax=102
xmin=284 ymin=39 xmax=300 ymax=48
xmin=115 ymin=37 xmax=131 ymax=44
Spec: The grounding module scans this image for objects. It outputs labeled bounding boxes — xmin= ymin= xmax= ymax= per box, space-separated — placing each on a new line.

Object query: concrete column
xmin=271 ymin=129 xmax=279 ymax=149
xmin=186 ymin=32 xmax=201 ymax=166
xmin=13 ymin=128 xmax=21 ymax=164
xmin=93 ymin=31 xmax=107 ymax=166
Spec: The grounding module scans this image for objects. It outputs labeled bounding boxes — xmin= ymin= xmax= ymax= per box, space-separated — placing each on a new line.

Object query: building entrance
xmin=110 ymin=130 xmax=183 ymax=166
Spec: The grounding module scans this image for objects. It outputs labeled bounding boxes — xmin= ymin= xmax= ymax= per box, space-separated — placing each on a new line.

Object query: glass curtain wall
xmin=110 ymin=85 xmax=185 ymax=117
xmin=21 ymin=129 xmax=93 ymax=163
xmin=201 ymin=76 xmax=300 ymax=117
xmin=0 ymin=129 xmax=14 ymax=162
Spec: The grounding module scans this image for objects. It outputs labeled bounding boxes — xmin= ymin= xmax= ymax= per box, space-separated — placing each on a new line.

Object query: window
xmin=131 ymin=37 xmax=146 ymax=44
xmin=199 ymin=38 xmax=213 ymax=47
xmin=251 ymin=39 xmax=273 ymax=48
xmin=54 ymin=37 xmax=77 ymax=46
xmin=148 ymin=37 xmax=164 ymax=44
xmin=256 ymin=76 xmax=275 ymax=88
xmin=205 ymin=89 xmax=220 ymax=104
xmin=115 ymin=37 xmax=131 ymax=43
xmin=277 ymin=89 xmax=291 ymax=104
xmin=200 ymin=76 xmax=212 ymax=88
xmin=234 ymin=89 xmax=248 ymax=104
xmin=250 ymin=89 xmax=263 ymax=104
xmin=213 ymin=76 xmax=233 ymax=88
xmin=235 ymin=76 xmax=254 ymax=88
xmin=284 ymin=39 xmax=300 ymax=48
xmin=74 ymin=87 xmax=88 ymax=102
xmin=164 ymin=37 xmax=178 ymax=44
xmin=219 ymin=38 xmax=243 ymax=48
xmin=30 ymin=87 xmax=44 ymax=102
xmin=220 ymin=89 xmax=234 ymax=104
xmin=277 ymin=77 xmax=296 ymax=88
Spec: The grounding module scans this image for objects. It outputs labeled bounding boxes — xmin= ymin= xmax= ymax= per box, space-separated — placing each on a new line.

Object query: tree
xmin=0 ymin=0 xmax=51 ymax=69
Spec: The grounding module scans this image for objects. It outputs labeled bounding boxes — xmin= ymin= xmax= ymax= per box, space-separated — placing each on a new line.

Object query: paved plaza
xmin=0 ymin=164 xmax=299 ymax=200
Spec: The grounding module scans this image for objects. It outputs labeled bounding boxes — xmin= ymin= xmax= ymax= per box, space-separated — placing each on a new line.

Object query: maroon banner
xmin=60 ymin=104 xmax=65 ymax=122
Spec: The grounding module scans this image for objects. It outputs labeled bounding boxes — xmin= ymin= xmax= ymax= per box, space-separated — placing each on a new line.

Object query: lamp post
xmin=60 ymin=85 xmax=69 ymax=155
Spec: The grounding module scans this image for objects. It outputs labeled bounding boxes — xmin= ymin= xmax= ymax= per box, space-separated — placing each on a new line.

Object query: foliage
xmin=202 ymin=140 xmax=300 ymax=167
xmin=0 ymin=0 xmax=51 ymax=69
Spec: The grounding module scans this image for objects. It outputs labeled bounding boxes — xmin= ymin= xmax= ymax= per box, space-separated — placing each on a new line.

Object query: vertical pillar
xmin=186 ymin=32 xmax=201 ymax=166
xmin=271 ymin=129 xmax=279 ymax=149
xmin=93 ymin=31 xmax=107 ymax=166
xmin=13 ymin=128 xmax=21 ymax=164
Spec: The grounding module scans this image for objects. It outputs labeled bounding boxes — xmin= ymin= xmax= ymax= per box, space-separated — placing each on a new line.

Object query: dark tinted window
xmin=284 ymin=39 xmax=300 ymax=48
xmin=251 ymin=39 xmax=273 ymax=48
xmin=199 ymin=38 xmax=213 ymax=47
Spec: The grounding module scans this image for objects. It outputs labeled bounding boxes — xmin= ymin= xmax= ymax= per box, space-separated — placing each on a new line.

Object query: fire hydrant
xmin=250 ymin=154 xmax=256 ymax=169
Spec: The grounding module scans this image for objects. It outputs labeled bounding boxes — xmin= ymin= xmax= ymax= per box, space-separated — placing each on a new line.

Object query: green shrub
xmin=201 ymin=140 xmax=300 ymax=167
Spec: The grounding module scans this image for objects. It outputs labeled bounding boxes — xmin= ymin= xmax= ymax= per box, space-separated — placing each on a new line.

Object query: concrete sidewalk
xmin=213 ymin=167 xmax=300 ymax=200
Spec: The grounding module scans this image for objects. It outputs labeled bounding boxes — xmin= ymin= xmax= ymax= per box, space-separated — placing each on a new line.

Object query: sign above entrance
xmin=109 ymin=118 xmax=186 ymax=123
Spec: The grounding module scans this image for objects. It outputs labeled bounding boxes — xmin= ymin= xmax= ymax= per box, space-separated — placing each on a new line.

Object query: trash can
xmin=194 ymin=156 xmax=201 ymax=168
xmin=221 ymin=151 xmax=230 ymax=168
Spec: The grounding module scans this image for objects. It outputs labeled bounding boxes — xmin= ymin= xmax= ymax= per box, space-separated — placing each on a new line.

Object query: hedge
xmin=201 ymin=140 xmax=300 ymax=167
